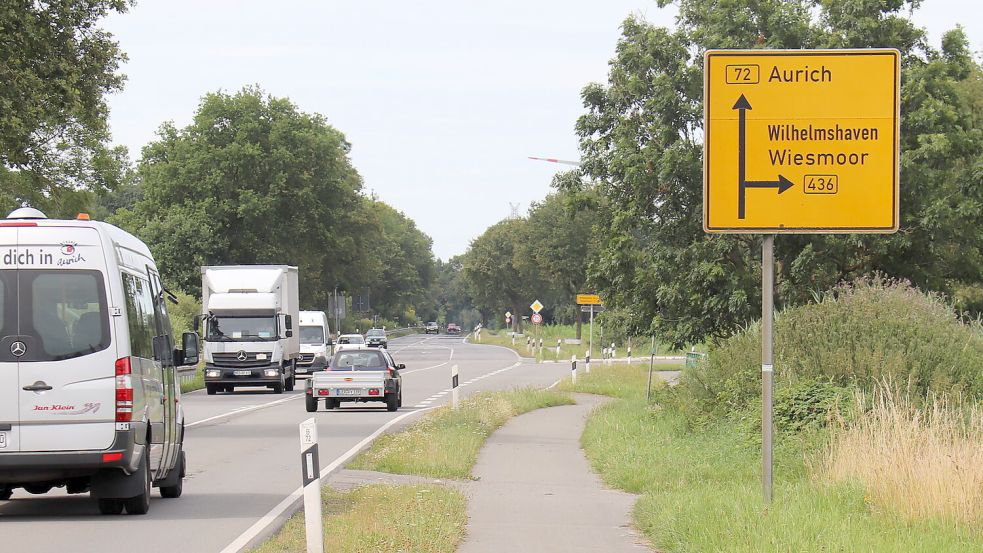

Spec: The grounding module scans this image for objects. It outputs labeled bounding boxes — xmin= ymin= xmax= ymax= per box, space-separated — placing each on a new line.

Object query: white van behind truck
xmin=0 ymin=208 xmax=200 ymax=515
xmin=296 ymin=310 xmax=331 ymax=377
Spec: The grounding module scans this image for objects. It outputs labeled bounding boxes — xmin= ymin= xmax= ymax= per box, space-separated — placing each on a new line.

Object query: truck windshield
xmin=300 ymin=325 xmax=324 ymax=345
xmin=207 ymin=316 xmax=277 ymax=342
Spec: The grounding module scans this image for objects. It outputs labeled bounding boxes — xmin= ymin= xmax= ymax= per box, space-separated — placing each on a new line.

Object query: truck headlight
xmin=264 ymin=368 xmax=279 ymax=377
xmin=206 ymin=369 xmax=221 ymax=378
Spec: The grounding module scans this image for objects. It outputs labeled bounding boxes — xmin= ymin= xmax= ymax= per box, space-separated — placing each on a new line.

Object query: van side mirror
xmin=397 ymin=363 xmax=406 ymax=370
xmin=180 ymin=332 xmax=200 ymax=366
xmin=284 ymin=314 xmax=293 ymax=330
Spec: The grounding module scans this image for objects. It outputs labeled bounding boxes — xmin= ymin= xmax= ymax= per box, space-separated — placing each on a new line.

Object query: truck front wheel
xmin=285 ymin=376 xmax=295 ymax=392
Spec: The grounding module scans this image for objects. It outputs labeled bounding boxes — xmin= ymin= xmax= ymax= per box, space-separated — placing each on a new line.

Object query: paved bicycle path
xmin=457 ymin=393 xmax=651 ymax=552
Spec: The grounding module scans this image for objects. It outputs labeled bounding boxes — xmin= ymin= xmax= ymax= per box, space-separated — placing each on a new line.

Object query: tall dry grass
xmin=820 ymin=387 xmax=983 ymax=527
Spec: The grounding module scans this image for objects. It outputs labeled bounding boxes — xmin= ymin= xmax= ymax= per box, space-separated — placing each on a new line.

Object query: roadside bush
xmin=678 ymin=278 xmax=983 ymax=423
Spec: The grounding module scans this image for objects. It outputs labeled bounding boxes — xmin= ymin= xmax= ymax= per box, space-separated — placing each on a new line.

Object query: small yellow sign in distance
xmin=576 ymin=294 xmax=603 ymax=305
xmin=703 ymin=49 xmax=900 ymax=233
xmin=530 ymin=300 xmax=544 ymax=313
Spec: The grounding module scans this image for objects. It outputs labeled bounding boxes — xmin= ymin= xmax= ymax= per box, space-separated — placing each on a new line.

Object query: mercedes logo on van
xmin=10 ymin=341 xmax=26 ymax=357
xmin=236 ymin=350 xmax=248 ymax=361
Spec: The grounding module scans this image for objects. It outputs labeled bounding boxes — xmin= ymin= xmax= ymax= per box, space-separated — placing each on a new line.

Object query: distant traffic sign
xmin=530 ymin=300 xmax=544 ymax=313
xmin=704 ymin=49 xmax=900 ymax=233
xmin=531 ymin=313 xmax=543 ymax=325
xmin=576 ymin=294 xmax=603 ymax=305
xmin=580 ymin=305 xmax=606 ymax=313
xmin=505 ymin=311 xmax=512 ymax=318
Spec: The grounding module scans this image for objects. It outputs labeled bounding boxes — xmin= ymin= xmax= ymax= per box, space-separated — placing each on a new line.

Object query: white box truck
xmin=296 ymin=310 xmax=331 ymax=377
xmin=200 ymin=265 xmax=299 ymax=395
xmin=0 ymin=207 xmax=198 ymax=515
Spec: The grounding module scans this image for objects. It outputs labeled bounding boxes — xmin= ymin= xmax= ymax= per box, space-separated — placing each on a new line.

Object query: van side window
xmin=27 ymin=271 xmax=109 ymax=360
xmin=122 ymin=273 xmax=156 ymax=359
xmin=0 ymin=276 xmax=5 ymax=337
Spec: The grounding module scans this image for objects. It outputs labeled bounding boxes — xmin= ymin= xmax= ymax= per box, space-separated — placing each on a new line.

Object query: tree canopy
xmin=113 ymin=87 xmax=435 ymax=316
xmin=0 ymin=0 xmax=131 ymax=217
xmin=568 ymin=0 xmax=983 ymax=347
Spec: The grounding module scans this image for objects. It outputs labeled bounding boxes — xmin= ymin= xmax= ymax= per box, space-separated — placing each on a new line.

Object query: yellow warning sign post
xmin=704 ymin=49 xmax=900 ymax=233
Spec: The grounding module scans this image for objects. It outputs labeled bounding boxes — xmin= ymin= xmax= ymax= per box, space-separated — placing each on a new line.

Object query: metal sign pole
xmin=298 ymin=418 xmax=324 ymax=553
xmin=762 ymin=235 xmax=775 ymax=505
xmin=587 ymin=306 xmax=593 ymax=374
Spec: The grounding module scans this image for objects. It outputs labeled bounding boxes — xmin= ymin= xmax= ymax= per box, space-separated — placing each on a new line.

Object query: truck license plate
xmin=337 ymin=389 xmax=360 ymax=396
xmin=234 ymin=370 xmax=252 ymax=376
xmin=0 ymin=431 xmax=7 ymax=449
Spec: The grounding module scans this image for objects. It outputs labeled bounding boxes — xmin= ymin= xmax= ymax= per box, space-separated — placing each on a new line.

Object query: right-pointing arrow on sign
xmin=734 ymin=94 xmax=794 ymax=219
xmin=745 ymin=175 xmax=794 ymax=193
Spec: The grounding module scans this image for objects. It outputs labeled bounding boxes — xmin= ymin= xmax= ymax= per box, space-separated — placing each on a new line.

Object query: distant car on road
xmin=425 ymin=321 xmax=440 ymax=334
xmin=365 ymin=328 xmax=388 ymax=348
xmin=306 ymin=348 xmax=403 ymax=412
xmin=333 ymin=333 xmax=366 ymax=354
xmin=446 ymin=323 xmax=461 ymax=334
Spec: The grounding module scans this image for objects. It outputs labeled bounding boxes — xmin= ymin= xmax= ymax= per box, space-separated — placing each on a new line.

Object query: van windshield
xmin=0 ymin=270 xmax=110 ymax=361
xmin=300 ymin=325 xmax=324 ymax=345
xmin=207 ymin=316 xmax=277 ymax=342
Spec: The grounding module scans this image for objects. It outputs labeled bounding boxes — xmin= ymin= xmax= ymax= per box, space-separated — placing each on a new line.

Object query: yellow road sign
xmin=703 ymin=49 xmax=900 ymax=233
xmin=576 ymin=294 xmax=603 ymax=306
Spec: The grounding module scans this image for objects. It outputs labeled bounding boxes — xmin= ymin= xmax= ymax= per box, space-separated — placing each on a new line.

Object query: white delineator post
xmin=627 ymin=337 xmax=632 ymax=365
xmin=451 ymin=364 xmax=460 ymax=409
xmin=571 ymin=355 xmax=578 ymax=385
xmin=298 ymin=418 xmax=324 ymax=553
xmin=556 ymin=339 xmax=561 ymax=360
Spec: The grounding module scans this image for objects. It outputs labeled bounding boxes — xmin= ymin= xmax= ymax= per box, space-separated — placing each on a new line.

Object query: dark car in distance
xmin=446 ymin=323 xmax=461 ymax=334
xmin=365 ymin=328 xmax=388 ymax=348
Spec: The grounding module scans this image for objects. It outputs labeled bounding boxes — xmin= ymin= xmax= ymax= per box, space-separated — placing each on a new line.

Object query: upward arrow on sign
xmin=734 ymin=94 xmax=794 ymax=220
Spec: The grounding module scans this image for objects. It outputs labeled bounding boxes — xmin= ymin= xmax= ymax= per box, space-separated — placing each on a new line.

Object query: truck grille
xmin=299 ymin=353 xmax=316 ymax=365
xmin=212 ymin=352 xmax=270 ymax=368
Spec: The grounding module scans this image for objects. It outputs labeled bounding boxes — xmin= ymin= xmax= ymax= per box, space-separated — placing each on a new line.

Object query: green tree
xmin=113 ymin=87 xmax=367 ymax=308
xmin=0 ymin=0 xmax=131 ymax=217
xmin=462 ymin=218 xmax=536 ymax=331
xmin=574 ymin=1 xmax=983 ymax=347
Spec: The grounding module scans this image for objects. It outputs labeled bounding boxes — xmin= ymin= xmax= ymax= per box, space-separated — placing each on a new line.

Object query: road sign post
xmin=298 ymin=418 xmax=324 ymax=553
xmin=451 ymin=364 xmax=460 ymax=409
xmin=704 ymin=49 xmax=900 ymax=506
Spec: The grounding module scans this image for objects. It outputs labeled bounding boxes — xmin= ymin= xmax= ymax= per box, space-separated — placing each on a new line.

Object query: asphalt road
xmin=0 ymin=333 xmax=572 ymax=553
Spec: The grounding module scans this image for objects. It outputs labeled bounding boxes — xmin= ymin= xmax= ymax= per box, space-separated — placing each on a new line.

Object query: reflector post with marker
xmin=298 ymin=418 xmax=324 ymax=553
xmin=451 ymin=364 xmax=460 ymax=409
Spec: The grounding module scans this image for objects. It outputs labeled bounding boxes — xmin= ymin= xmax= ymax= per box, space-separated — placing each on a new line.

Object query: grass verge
xmin=179 ymin=370 xmax=204 ymax=393
xmin=350 ymin=388 xmax=573 ymax=479
xmin=252 ymin=484 xmax=466 ymax=553
xmin=565 ymin=365 xmax=983 ymax=552
xmin=472 ymin=324 xmax=696 ymax=362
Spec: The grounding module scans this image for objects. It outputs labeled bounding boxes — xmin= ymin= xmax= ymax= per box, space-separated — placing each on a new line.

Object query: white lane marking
xmin=546 ymin=379 xmax=561 ymax=390
xmin=186 ymin=395 xmax=302 ymax=428
xmin=219 ymin=406 xmax=435 ymax=553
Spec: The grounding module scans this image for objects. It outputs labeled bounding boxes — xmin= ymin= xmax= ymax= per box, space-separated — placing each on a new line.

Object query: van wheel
xmin=124 ymin=453 xmax=152 ymax=515
xmin=285 ymin=376 xmax=295 ymax=392
xmin=386 ymin=392 xmax=398 ymax=412
xmin=160 ymin=451 xmax=185 ymax=499
xmin=98 ymin=498 xmax=124 ymax=515
xmin=206 ymin=384 xmax=217 ymax=395
xmin=305 ymin=394 xmax=318 ymax=412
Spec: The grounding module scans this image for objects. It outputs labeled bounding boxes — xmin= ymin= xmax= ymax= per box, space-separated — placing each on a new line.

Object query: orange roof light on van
xmin=76 ymin=213 xmax=91 ymax=220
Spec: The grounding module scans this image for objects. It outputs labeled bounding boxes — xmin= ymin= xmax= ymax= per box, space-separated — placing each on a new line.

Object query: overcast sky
xmin=103 ymin=1 xmax=980 ymax=261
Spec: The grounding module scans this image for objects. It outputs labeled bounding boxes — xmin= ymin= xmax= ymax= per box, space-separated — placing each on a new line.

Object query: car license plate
xmin=0 ymin=431 xmax=7 ymax=449
xmin=234 ymin=370 xmax=252 ymax=376
xmin=337 ymin=389 xmax=360 ymax=396
xmin=296 ymin=368 xmax=307 ymax=373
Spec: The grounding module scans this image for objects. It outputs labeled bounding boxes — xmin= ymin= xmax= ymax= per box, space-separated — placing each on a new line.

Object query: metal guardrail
xmin=685 ymin=351 xmax=708 ymax=369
